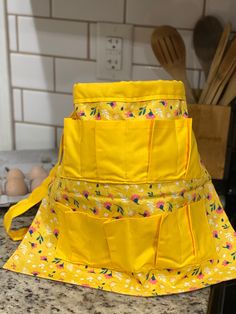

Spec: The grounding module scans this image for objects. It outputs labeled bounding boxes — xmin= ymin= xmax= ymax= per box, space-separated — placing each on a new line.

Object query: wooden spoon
xmin=151 ymin=26 xmax=196 ymax=104
xmin=193 ymin=16 xmax=223 ymax=78
xmin=199 ymin=23 xmax=231 ymax=104
xmin=219 ymin=70 xmax=236 ymax=105
xmin=204 ymin=35 xmax=236 ymax=105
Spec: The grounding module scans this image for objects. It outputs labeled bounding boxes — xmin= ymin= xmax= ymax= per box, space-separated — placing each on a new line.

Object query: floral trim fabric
xmin=74 ymin=99 xmax=188 ymax=120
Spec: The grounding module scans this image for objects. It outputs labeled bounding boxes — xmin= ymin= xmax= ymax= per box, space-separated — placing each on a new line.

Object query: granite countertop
xmin=0 ymin=150 xmax=210 ymax=314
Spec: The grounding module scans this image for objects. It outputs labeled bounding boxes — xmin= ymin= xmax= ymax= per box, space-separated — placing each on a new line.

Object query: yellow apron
xmin=3 ymin=80 xmax=236 ymax=296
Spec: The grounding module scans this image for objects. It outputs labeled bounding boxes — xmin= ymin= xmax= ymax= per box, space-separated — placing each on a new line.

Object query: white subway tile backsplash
xmin=55 ymin=58 xmax=98 ymax=93
xmin=18 ymin=17 xmax=87 ymax=58
xmin=23 ymin=90 xmax=73 ymax=126
xmin=132 ymin=65 xmax=199 ymax=90
xmin=126 ymin=0 xmax=204 ymax=28
xmin=132 ymin=65 xmax=171 ymax=81
xmin=133 ymin=27 xmax=157 ymax=65
xmin=7 ymin=0 xmax=50 ymax=17
xmin=8 ymin=15 xmax=17 ymax=51
xmin=11 ymin=53 xmax=54 ymax=90
xmin=13 ymin=89 xmax=22 ymax=121
xmin=52 ymin=0 xmax=124 ymax=23
xmin=15 ymin=123 xmax=55 ymax=150
xmin=205 ymin=0 xmax=236 ymax=30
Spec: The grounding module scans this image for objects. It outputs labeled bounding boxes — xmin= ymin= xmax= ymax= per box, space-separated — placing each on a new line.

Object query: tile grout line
xmin=4 ymin=3 xmax=16 ymax=150
xmin=15 ymin=120 xmax=64 ymax=128
xmin=54 ymin=127 xmax=57 ymax=148
xmin=53 ymin=57 xmax=56 ymax=92
xmin=11 ymin=86 xmax=72 ymax=96
xmin=10 ymin=49 xmax=200 ymax=72
xmin=5 ymin=13 xmax=197 ymax=32
xmin=11 ymin=50 xmax=96 ymax=62
xmin=49 ymin=0 xmax=53 ymax=18
xmin=15 ymin=15 xmax=19 ymax=51
xmin=123 ymin=0 xmax=127 ymax=24
xmin=20 ymin=88 xmax=24 ymax=121
xmin=202 ymin=0 xmax=207 ymax=16
xmin=7 ymin=13 xmax=125 ymax=25
xmin=87 ymin=23 xmax=90 ymax=59
xmin=132 ymin=62 xmax=202 ymax=71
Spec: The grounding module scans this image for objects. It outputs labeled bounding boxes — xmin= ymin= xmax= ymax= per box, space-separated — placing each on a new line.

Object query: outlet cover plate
xmin=96 ymin=23 xmax=133 ymax=81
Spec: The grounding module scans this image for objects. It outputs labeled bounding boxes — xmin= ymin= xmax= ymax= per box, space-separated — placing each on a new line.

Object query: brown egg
xmin=30 ymin=176 xmax=46 ymax=192
xmin=6 ymin=168 xmax=25 ymax=180
xmin=5 ymin=178 xmax=28 ymax=196
xmin=28 ymin=165 xmax=48 ymax=180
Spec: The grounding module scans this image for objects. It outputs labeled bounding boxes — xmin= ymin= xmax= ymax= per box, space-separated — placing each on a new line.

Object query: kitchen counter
xmin=0 ymin=150 xmax=210 ymax=314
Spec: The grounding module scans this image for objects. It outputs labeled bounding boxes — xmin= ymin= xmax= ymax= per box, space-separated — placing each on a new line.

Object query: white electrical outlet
xmin=105 ymin=37 xmax=122 ymax=70
xmin=96 ymin=23 xmax=133 ymax=80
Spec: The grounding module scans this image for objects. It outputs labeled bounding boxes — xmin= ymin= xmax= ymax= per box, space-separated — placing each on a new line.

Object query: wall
xmin=5 ymin=0 xmax=235 ymax=150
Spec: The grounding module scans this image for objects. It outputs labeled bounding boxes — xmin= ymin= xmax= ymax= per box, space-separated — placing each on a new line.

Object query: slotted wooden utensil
xmin=203 ymin=35 xmax=236 ymax=105
xmin=219 ymin=70 xmax=236 ymax=105
xmin=151 ymin=25 xmax=196 ymax=103
xmin=193 ymin=15 xmax=223 ymax=78
xmin=199 ymin=23 xmax=231 ymax=104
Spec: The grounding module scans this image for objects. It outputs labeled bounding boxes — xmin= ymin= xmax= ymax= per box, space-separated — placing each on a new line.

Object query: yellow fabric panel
xmin=63 ymin=118 xmax=82 ymax=179
xmin=190 ymin=200 xmax=218 ymax=262
xmin=148 ymin=119 xmax=190 ymax=180
xmin=73 ymin=80 xmax=185 ymax=103
xmin=125 ymin=119 xmax=150 ymax=181
xmin=104 ymin=214 xmax=162 ymax=272
xmin=95 ymin=121 xmax=126 ymax=181
xmin=156 ymin=204 xmax=196 ymax=269
xmin=55 ymin=202 xmax=110 ymax=266
xmin=80 ymin=120 xmax=97 ymax=178
xmin=176 ymin=118 xmax=192 ymax=178
xmin=185 ymin=131 xmax=203 ymax=179
xmin=53 ymin=199 xmax=217 ymax=272
xmin=61 ymin=118 xmax=202 ymax=182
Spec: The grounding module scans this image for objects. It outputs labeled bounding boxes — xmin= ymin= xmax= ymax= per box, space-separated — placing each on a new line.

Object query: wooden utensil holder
xmin=188 ymin=104 xmax=232 ymax=179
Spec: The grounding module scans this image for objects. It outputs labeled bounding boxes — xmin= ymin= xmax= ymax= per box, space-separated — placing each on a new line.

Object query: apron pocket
xmin=156 ymin=204 xmax=196 ymax=269
xmin=104 ymin=215 xmax=162 ymax=272
xmin=148 ymin=118 xmax=192 ymax=180
xmin=61 ymin=118 xmax=201 ymax=182
xmin=55 ymin=202 xmax=111 ymax=267
xmin=156 ymin=199 xmax=217 ymax=269
xmin=54 ymin=200 xmax=217 ymax=272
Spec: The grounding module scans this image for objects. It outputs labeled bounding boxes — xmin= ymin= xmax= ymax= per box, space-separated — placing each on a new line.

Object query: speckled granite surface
xmin=0 ymin=210 xmax=210 ymax=314
xmin=0 ymin=151 xmax=210 ymax=314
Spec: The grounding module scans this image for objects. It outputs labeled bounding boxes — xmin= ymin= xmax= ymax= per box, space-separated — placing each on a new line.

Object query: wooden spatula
xmin=204 ymin=35 xmax=236 ymax=105
xmin=219 ymin=70 xmax=236 ymax=105
xmin=151 ymin=26 xmax=196 ymax=104
xmin=199 ymin=23 xmax=231 ymax=104
xmin=211 ymin=59 xmax=236 ymax=105
xmin=193 ymin=16 xmax=223 ymax=78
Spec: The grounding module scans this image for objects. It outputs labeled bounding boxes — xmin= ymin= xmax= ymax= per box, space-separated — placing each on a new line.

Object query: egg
xmin=6 ymin=168 xmax=25 ymax=180
xmin=28 ymin=165 xmax=48 ymax=180
xmin=30 ymin=176 xmax=45 ymax=192
xmin=5 ymin=178 xmax=28 ymax=196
